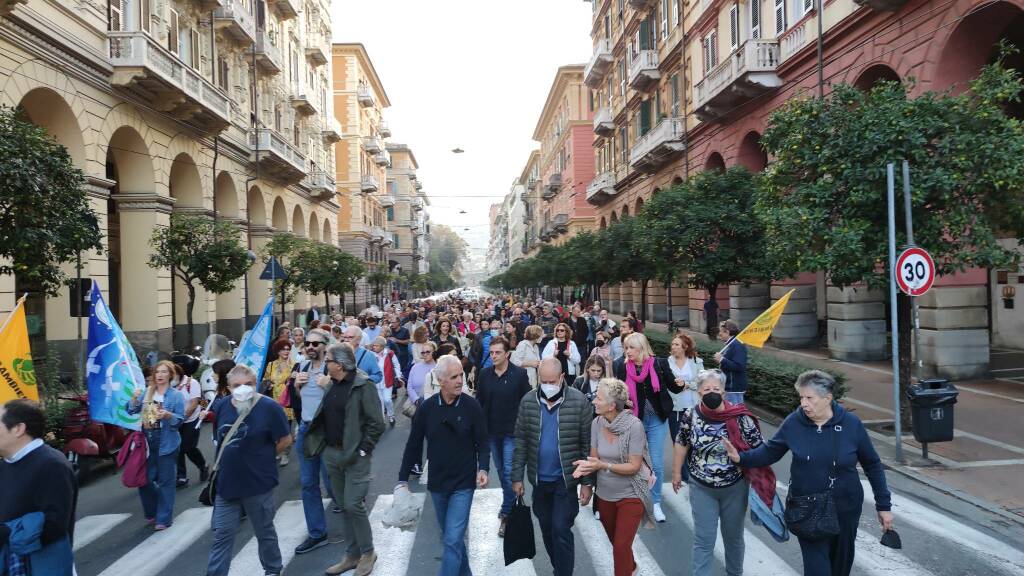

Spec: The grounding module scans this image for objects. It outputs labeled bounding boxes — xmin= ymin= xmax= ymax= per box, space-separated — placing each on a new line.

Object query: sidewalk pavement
xmin=614 ymin=315 xmax=1024 ymax=526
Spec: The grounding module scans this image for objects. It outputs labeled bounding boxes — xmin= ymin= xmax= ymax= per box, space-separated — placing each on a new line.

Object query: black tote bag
xmin=503 ymin=496 xmax=536 ymax=565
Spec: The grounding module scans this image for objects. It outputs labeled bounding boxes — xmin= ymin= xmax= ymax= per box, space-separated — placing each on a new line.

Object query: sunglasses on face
xmin=306 ymin=341 xmax=326 ymax=348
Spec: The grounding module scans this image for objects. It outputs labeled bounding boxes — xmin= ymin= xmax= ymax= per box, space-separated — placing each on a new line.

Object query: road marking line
xmin=467 ymin=488 xmax=536 ymax=576
xmin=228 ymin=499 xmax=327 ymax=576
xmin=575 ymin=496 xmax=665 ymax=576
xmin=944 ymin=458 xmax=1024 ymax=468
xmin=663 ymin=484 xmax=797 ymax=576
xmin=859 ymin=480 xmax=1024 ymax=572
xmin=73 ymin=513 xmax=132 ymax=552
xmin=98 ymin=507 xmax=212 ymax=576
xmin=366 ymin=492 xmax=425 ymax=576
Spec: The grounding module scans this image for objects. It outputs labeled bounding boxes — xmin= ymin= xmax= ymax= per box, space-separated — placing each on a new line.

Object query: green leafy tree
xmin=149 ymin=213 xmax=250 ymax=348
xmin=758 ymin=54 xmax=1024 ymax=425
xmin=428 ymin=224 xmax=469 ymax=291
xmin=366 ymin=265 xmax=395 ymax=307
xmin=602 ymin=217 xmax=662 ymax=322
xmin=641 ymin=167 xmax=772 ymax=310
xmin=260 ymin=233 xmax=309 ymax=321
xmin=0 ymin=106 xmax=103 ymax=296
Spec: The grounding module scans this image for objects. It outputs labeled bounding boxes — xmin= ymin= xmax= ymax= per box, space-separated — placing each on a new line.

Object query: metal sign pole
xmin=888 ymin=163 xmax=904 ymax=463
xmin=902 ymin=161 xmax=923 ymax=382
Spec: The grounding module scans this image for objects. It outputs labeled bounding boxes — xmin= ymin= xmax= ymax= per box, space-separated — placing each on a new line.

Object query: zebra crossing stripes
xmin=574 ymin=498 xmax=666 ymax=576
xmin=73 ymin=514 xmax=132 ymax=552
xmin=226 ymin=499 xmax=326 ymax=576
xmin=96 ymin=507 xmax=212 ymax=576
xmin=466 ymin=489 xmax=537 ymax=575
xmin=367 ymin=492 xmax=425 ymax=576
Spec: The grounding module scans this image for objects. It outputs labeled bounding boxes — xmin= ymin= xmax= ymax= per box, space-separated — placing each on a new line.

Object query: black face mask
xmin=596 ymin=340 xmax=606 ymax=347
xmin=702 ymin=392 xmax=723 ymax=410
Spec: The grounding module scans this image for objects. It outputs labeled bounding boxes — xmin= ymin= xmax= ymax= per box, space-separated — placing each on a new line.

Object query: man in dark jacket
xmin=714 ymin=320 xmax=748 ymax=404
xmin=512 ymin=358 xmax=593 ymax=576
xmin=569 ymin=304 xmax=589 ymax=359
xmin=475 ymin=336 xmax=532 ymax=536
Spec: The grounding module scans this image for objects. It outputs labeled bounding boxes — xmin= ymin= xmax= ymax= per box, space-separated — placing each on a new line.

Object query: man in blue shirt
xmin=207 ymin=365 xmax=292 ymax=576
xmin=341 ymin=325 xmax=384 ymax=384
xmin=714 ymin=320 xmax=749 ymax=405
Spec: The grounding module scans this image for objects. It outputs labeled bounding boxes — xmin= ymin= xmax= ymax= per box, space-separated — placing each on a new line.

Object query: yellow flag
xmin=735 ymin=289 xmax=795 ymax=349
xmin=0 ymin=296 xmax=38 ymax=402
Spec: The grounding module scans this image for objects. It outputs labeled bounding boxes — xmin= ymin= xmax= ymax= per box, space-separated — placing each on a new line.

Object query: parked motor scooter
xmin=60 ymin=393 xmax=130 ymax=482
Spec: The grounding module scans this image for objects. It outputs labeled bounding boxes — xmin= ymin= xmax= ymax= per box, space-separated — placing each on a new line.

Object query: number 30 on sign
xmin=895 ymin=247 xmax=936 ymax=296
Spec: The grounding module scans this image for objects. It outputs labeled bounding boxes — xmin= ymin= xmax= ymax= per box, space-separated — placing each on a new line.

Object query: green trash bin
xmin=907 ymin=379 xmax=958 ymax=443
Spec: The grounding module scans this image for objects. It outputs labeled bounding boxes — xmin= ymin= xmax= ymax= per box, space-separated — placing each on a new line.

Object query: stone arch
xmin=271 ymin=197 xmax=287 ymax=231
xmin=610 ymin=211 xmax=619 ymax=224
xmin=16 ymin=87 xmax=86 ymax=168
xmin=322 ymin=219 xmax=333 ymax=244
xmin=292 ymin=204 xmax=306 ymax=236
xmin=169 ymin=153 xmax=204 ymax=209
xmin=309 ymin=212 xmax=321 ymax=241
xmin=705 ymin=152 xmax=725 ymax=172
xmin=634 ymin=197 xmax=645 ymax=214
xmin=621 ymin=204 xmax=630 ymax=218
xmin=107 ymin=125 xmax=155 ymax=195
xmin=929 ymin=0 xmax=1024 ymax=93
xmin=672 ymin=176 xmax=684 ymax=186
xmin=214 ymin=171 xmax=239 ymax=218
xmin=95 ymin=103 xmax=160 ymax=185
xmin=736 ymin=132 xmax=768 ymax=172
xmin=853 ymin=64 xmax=901 ymax=92
xmin=247 ymin=186 xmax=268 ymax=227
xmin=599 ymin=216 xmax=607 ymax=230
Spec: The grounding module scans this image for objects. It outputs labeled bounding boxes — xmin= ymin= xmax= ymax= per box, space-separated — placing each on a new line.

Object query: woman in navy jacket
xmin=723 ymin=370 xmax=895 ymax=576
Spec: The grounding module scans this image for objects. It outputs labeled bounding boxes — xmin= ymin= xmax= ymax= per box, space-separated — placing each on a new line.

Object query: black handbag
xmin=784 ymin=420 xmax=841 ymax=540
xmin=199 ymin=403 xmax=252 ymax=506
xmin=502 ymin=496 xmax=536 ymax=565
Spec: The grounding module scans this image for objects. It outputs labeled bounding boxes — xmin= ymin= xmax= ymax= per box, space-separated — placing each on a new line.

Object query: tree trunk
xmin=279 ymin=283 xmax=286 ymax=325
xmin=185 ymin=282 xmax=196 ymax=352
xmin=666 ymin=280 xmax=673 ymax=323
xmin=640 ymin=279 xmax=649 ymax=324
xmin=324 ymin=292 xmax=329 ymax=311
xmin=897 ymin=292 xmax=913 ymax=430
xmin=594 ymin=282 xmax=601 ymax=303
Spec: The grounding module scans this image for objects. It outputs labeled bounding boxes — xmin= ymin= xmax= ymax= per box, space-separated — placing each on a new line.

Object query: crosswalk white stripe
xmin=467 ymin=489 xmax=536 ymax=576
xmin=227 ymin=499 xmax=327 ymax=576
xmin=367 ymin=492 xmax=425 ymax=576
xmin=663 ymin=483 xmax=797 ymax=576
xmin=73 ymin=513 xmax=132 ymax=552
xmin=859 ymin=479 xmax=1024 ymax=572
xmin=97 ymin=507 xmax=212 ymax=576
xmin=575 ymin=497 xmax=666 ymax=576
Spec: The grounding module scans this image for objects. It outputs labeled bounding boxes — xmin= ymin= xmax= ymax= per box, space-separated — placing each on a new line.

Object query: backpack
xmin=117 ymin=431 xmax=149 ymax=488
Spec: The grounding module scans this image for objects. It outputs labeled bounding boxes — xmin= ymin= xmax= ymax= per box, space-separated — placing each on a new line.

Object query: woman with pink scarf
xmin=611 ymin=333 xmax=684 ymax=523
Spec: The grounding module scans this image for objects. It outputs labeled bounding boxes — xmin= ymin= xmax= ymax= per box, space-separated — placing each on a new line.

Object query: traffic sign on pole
xmin=895 ymin=246 xmax=935 ymax=296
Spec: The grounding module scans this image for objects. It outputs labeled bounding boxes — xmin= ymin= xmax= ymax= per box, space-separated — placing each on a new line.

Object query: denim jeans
xmin=139 ymin=434 xmax=177 ymax=525
xmin=207 ymin=490 xmax=282 ymax=576
xmin=489 ymin=436 xmax=516 ymax=516
xmin=294 ymin=422 xmax=327 ymax=539
xmin=533 ymin=480 xmax=578 ymax=576
xmin=642 ymin=410 xmax=669 ymax=504
xmin=430 ymin=488 xmax=474 ymax=576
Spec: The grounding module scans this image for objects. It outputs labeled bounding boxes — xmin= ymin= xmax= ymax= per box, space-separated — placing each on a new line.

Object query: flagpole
xmin=0 ymin=293 xmax=28 ymax=335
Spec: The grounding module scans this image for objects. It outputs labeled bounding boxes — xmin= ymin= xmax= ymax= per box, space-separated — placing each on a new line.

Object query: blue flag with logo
xmin=86 ymin=281 xmax=146 ymax=430
xmin=234 ymin=296 xmax=275 ymax=383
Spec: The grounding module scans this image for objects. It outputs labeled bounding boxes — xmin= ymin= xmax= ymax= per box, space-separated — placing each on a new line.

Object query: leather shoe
xmin=325 ymin=555 xmax=359 ymax=575
xmin=355 ymin=551 xmax=377 ymax=576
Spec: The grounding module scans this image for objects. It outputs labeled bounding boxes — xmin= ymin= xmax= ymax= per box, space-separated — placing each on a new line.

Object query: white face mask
xmin=540 ymin=384 xmax=561 ymax=398
xmin=232 ymin=384 xmax=255 ymax=404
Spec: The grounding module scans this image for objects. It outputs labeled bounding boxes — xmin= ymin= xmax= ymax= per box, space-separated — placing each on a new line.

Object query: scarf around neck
xmin=624 ymin=356 xmax=660 ymax=417
xmin=606 ymin=410 xmax=656 ymax=526
xmin=698 ymin=401 xmax=777 ymax=508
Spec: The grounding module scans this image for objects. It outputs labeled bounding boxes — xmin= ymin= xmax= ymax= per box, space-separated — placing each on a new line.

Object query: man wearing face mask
xmin=511 ymin=358 xmax=593 ymax=576
xmin=207 ymin=365 xmax=292 ymax=576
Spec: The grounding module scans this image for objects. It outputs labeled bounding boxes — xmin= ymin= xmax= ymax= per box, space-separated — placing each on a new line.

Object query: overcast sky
xmin=332 ymin=0 xmax=592 ymax=265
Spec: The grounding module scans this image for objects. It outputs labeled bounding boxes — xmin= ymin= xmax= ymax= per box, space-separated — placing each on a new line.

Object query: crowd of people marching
xmin=0 ymin=291 xmax=897 ymax=576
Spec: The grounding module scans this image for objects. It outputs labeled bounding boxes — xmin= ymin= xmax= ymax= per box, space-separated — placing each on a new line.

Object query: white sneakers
xmin=653 ymin=503 xmax=666 ymax=523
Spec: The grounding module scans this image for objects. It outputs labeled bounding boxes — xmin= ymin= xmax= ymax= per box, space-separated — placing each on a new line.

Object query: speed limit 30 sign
xmin=896 ymin=246 xmax=936 ymax=296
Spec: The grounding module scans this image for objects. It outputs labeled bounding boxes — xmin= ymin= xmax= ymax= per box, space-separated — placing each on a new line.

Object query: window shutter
xmin=711 ymin=31 xmax=718 ymax=67
xmin=670 ymin=73 xmax=679 ymax=116
xmin=730 ymin=5 xmax=739 ymax=49
xmin=751 ymin=0 xmax=761 ymax=39
xmin=109 ymin=0 xmax=123 ymax=31
xmin=775 ymin=0 xmax=786 ymax=35
xmin=190 ymin=29 xmax=201 ymax=70
xmin=168 ymin=10 xmax=179 ymax=54
xmin=803 ymin=0 xmax=813 ymax=13
xmin=702 ymin=35 xmax=710 ymax=73
xmin=139 ymin=0 xmax=150 ymax=32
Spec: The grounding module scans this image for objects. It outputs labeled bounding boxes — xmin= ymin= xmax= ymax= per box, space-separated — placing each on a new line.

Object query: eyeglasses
xmin=306 ymin=341 xmax=326 ymax=348
xmin=420 ymin=350 xmax=433 ymax=355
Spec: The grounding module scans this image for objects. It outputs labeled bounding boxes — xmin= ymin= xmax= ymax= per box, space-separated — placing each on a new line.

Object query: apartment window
xmin=618 ymin=126 xmax=628 ymax=164
xmin=190 ymin=29 xmax=201 ymax=70
xmin=386 ymin=206 xmax=394 ymax=222
xmin=655 ymin=90 xmax=662 ymax=121
xmin=639 ymin=100 xmax=652 ymax=136
xmin=139 ymin=0 xmax=151 ymax=32
xmin=702 ymin=31 xmax=718 ymax=73
xmin=775 ymin=0 xmax=786 ymax=34
xmin=730 ymin=4 xmax=740 ymax=50
xmin=607 ymin=77 xmax=613 ymax=106
xmin=167 ymin=9 xmax=179 ymax=54
xmin=293 ymin=125 xmax=300 ymax=146
xmin=661 ymin=0 xmax=669 ymax=39
xmin=619 ymin=60 xmax=626 ymax=97
xmin=108 ymin=0 xmax=124 ymax=31
xmin=604 ymin=14 xmax=611 ymax=38
xmin=801 ymin=0 xmax=814 ymax=17
xmin=751 ymin=0 xmax=761 ymax=39
xmin=393 ymin=234 xmax=400 ymax=249
xmin=217 ymin=57 xmax=229 ymax=91
xmin=670 ymin=73 xmax=680 ymax=116
xmin=671 ymin=0 xmax=680 ymax=28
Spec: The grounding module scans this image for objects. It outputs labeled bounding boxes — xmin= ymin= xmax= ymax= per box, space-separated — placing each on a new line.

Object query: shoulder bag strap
xmin=828 ymin=417 xmax=841 ymax=490
xmin=210 ymin=403 xmax=253 ymax=474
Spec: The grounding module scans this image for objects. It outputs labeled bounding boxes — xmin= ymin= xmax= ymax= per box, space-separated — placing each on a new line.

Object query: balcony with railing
xmin=109 ymin=31 xmax=230 ymax=134
xmin=629 ymin=117 xmax=685 ymax=172
xmin=305 ymin=38 xmax=328 ymax=67
xmin=360 ymin=173 xmax=380 ymax=193
xmin=543 ymin=173 xmax=562 ymax=200
xmin=250 ymin=128 xmax=307 ymax=182
xmin=628 ymin=0 xmax=656 ymax=8
xmin=411 ymin=197 xmax=424 ymax=212
xmin=780 ymin=19 xmax=810 ymax=62
xmin=413 ymin=180 xmax=423 ymax=191
xmin=379 ymin=120 xmax=391 ymax=137
xmin=363 ymin=135 xmax=383 ymax=155
xmin=290 ymin=91 xmax=318 ymax=116
xmin=307 ymin=170 xmax=336 ymax=199
xmin=268 ymin=0 xmax=299 ymax=20
xmin=552 ymin=213 xmax=569 ymax=236
xmin=322 ymin=118 xmax=342 ymax=143
xmin=254 ymin=31 xmax=283 ymax=75
xmin=373 ymin=149 xmax=391 ymax=167
xmin=628 ymin=50 xmax=660 ymax=90
xmin=593 ymin=106 xmax=614 ymax=136
xmin=214 ymin=0 xmax=256 ymax=46
xmin=370 ymin=225 xmax=387 ymax=244
xmin=584 ymin=38 xmax=613 ymax=87
xmin=410 ymin=217 xmax=421 ymax=231
xmin=586 ymin=170 xmax=618 ymax=204
xmin=378 ymin=190 xmax=395 ymax=208
xmin=357 ymin=84 xmax=375 ymax=107
xmin=694 ymin=39 xmax=782 ymax=120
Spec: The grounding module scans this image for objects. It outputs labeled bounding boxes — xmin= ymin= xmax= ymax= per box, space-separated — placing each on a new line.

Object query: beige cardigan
xmin=510 ymin=339 xmax=541 ymax=388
